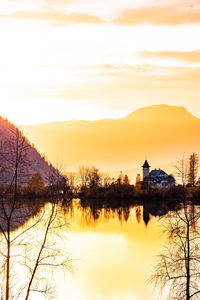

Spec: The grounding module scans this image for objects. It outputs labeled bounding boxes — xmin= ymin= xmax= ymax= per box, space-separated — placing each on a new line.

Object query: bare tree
xmin=66 ymin=172 xmax=77 ymax=191
xmin=78 ymin=166 xmax=90 ymax=187
xmin=0 ymin=127 xmax=31 ymax=300
xmin=150 ymin=204 xmax=200 ymax=300
xmin=0 ymin=127 xmax=71 ymax=300
xmin=87 ymin=166 xmax=101 ymax=187
xmin=0 ymin=199 xmax=71 ymax=300
xmin=78 ymin=166 xmax=101 ymax=188
xmin=99 ymin=173 xmax=111 ymax=188
xmin=188 ymin=153 xmax=199 ymax=187
xmin=174 ymin=155 xmax=188 ymax=187
xmin=23 ymin=202 xmax=71 ymax=300
xmin=0 ymin=127 xmax=30 ymax=195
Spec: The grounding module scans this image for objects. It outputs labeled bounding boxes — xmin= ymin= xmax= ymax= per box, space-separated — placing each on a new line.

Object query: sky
xmin=0 ymin=0 xmax=200 ymax=124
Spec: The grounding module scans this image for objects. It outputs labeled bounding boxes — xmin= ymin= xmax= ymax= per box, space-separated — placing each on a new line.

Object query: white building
xmin=142 ymin=160 xmax=175 ymax=189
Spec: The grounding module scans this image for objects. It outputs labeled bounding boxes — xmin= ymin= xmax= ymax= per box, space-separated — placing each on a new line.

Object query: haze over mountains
xmin=22 ymin=105 xmax=200 ymax=179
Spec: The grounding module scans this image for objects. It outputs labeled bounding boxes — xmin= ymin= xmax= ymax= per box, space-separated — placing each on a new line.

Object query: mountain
xmin=21 ymin=105 xmax=200 ymax=179
xmin=0 ymin=116 xmax=59 ymax=185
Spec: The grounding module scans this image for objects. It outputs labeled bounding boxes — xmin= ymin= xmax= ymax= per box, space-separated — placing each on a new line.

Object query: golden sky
xmin=1 ymin=0 xmax=200 ymax=124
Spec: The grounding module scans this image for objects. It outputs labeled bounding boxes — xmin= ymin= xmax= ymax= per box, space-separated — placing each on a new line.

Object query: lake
xmin=55 ymin=202 xmax=167 ymax=300
xmin=0 ymin=199 xmax=173 ymax=300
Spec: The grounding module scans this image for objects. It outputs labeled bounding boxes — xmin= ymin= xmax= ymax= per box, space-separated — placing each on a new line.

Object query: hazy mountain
xmin=0 ymin=116 xmax=59 ymax=185
xmin=22 ymin=105 xmax=200 ymax=179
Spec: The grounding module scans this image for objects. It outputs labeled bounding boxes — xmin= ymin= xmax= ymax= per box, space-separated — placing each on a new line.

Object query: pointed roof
xmin=142 ymin=160 xmax=150 ymax=168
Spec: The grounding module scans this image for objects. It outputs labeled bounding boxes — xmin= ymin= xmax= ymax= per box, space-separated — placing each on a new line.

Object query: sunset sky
xmin=1 ymin=0 xmax=200 ymax=124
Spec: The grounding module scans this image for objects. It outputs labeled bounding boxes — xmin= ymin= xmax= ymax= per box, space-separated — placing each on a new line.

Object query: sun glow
xmin=0 ymin=14 xmax=200 ymax=124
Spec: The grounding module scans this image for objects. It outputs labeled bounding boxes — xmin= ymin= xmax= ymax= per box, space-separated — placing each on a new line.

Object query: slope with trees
xmin=0 ymin=116 xmax=61 ymax=186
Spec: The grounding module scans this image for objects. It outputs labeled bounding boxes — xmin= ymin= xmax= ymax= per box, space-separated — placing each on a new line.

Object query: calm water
xmin=55 ymin=203 xmax=166 ymax=300
xmin=0 ymin=200 xmax=168 ymax=300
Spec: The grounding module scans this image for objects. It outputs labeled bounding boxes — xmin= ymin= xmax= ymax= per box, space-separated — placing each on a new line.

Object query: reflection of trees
xmin=0 ymin=127 xmax=71 ymax=300
xmin=135 ymin=206 xmax=142 ymax=224
xmin=0 ymin=198 xmax=71 ymax=300
xmin=75 ymin=203 xmax=167 ymax=226
xmin=116 ymin=207 xmax=130 ymax=223
xmin=151 ymin=204 xmax=200 ymax=300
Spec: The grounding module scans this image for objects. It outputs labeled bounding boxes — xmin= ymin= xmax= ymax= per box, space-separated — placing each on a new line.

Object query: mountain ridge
xmin=21 ymin=104 xmax=200 ymax=178
xmin=22 ymin=105 xmax=199 ymax=127
xmin=124 ymin=105 xmax=198 ymax=122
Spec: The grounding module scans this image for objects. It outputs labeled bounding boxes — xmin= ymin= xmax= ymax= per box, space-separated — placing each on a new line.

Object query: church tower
xmin=142 ymin=160 xmax=150 ymax=180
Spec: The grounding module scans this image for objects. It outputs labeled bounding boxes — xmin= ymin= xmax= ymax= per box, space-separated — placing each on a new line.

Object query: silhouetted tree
xmin=78 ymin=166 xmax=90 ymax=187
xmin=78 ymin=166 xmax=102 ymax=188
xmin=123 ymin=174 xmax=130 ymax=185
xmin=135 ymin=173 xmax=142 ymax=191
xmin=151 ymin=204 xmax=200 ymax=300
xmin=116 ymin=171 xmax=123 ymax=185
xmin=135 ymin=174 xmax=141 ymax=184
xmin=174 ymin=155 xmax=188 ymax=187
xmin=66 ymin=172 xmax=77 ymax=191
xmin=0 ymin=127 xmax=31 ymax=300
xmin=100 ymin=173 xmax=111 ymax=187
xmin=0 ymin=199 xmax=71 ymax=300
xmin=187 ymin=153 xmax=199 ymax=187
xmin=87 ymin=166 xmax=101 ymax=187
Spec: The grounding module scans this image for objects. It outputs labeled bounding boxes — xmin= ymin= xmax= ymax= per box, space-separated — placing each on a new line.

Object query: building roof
xmin=168 ymin=175 xmax=175 ymax=183
xmin=142 ymin=160 xmax=150 ymax=168
xmin=144 ymin=168 xmax=175 ymax=183
xmin=150 ymin=169 xmax=167 ymax=177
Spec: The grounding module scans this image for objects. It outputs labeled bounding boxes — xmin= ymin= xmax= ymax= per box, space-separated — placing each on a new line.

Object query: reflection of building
xmin=142 ymin=202 xmax=168 ymax=226
xmin=143 ymin=208 xmax=150 ymax=226
xmin=142 ymin=160 xmax=175 ymax=189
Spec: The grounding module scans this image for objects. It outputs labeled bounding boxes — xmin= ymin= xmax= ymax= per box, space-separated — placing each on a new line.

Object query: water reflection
xmin=60 ymin=200 xmax=166 ymax=300
xmin=0 ymin=197 xmax=188 ymax=300
xmin=0 ymin=198 xmax=69 ymax=300
xmin=67 ymin=198 xmax=169 ymax=227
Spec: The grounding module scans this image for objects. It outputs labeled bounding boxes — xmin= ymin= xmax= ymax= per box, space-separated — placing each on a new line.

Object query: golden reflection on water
xmin=0 ymin=201 xmax=166 ymax=300
xmin=55 ymin=205 xmax=166 ymax=300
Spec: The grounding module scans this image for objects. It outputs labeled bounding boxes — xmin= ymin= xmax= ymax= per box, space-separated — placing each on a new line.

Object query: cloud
xmin=114 ymin=4 xmax=200 ymax=25
xmin=2 ymin=2 xmax=200 ymax=26
xmin=0 ymin=11 xmax=102 ymax=24
xmin=92 ymin=64 xmax=200 ymax=90
xmin=140 ymin=51 xmax=200 ymax=63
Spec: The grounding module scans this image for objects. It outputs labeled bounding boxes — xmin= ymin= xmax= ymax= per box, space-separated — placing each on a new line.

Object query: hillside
xmin=0 ymin=116 xmax=59 ymax=185
xmin=22 ymin=105 xmax=200 ymax=178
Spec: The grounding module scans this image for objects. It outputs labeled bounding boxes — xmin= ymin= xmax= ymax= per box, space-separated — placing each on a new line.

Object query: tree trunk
xmin=186 ymin=220 xmax=190 ymax=300
xmin=6 ymin=222 xmax=10 ymax=300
